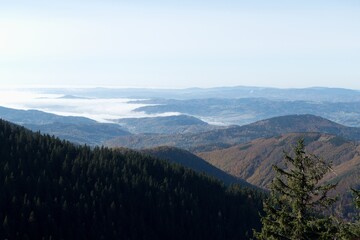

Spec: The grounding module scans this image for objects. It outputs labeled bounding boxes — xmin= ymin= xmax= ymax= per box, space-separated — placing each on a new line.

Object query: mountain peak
xmin=250 ymin=114 xmax=343 ymax=131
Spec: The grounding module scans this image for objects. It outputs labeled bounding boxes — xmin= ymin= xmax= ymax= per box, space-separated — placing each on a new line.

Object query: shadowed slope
xmin=142 ymin=146 xmax=256 ymax=188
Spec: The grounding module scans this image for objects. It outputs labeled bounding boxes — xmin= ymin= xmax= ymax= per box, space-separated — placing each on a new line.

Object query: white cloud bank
xmin=0 ymin=88 xmax=180 ymax=122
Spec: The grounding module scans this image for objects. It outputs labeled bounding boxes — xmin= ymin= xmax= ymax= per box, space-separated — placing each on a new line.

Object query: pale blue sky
xmin=1 ymin=0 xmax=360 ymax=89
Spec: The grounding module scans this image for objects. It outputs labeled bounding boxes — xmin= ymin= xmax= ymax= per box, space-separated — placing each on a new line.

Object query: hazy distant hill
xmin=0 ymin=106 xmax=94 ymax=125
xmin=57 ymin=94 xmax=91 ymax=99
xmin=42 ymin=86 xmax=360 ymax=102
xmin=198 ymin=132 xmax=360 ymax=219
xmin=141 ymin=146 xmax=255 ymax=188
xmin=35 ymin=87 xmax=360 ymax=127
xmin=133 ymin=97 xmax=360 ymax=127
xmin=0 ymin=106 xmax=131 ymax=145
xmin=107 ymin=114 xmax=360 ymax=152
xmin=114 ymin=115 xmax=222 ymax=134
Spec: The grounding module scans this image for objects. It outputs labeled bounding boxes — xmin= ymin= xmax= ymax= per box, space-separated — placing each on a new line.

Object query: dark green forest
xmin=0 ymin=119 xmax=264 ymax=240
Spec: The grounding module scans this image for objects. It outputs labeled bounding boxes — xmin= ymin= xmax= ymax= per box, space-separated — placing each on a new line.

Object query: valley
xmin=3 ymin=1 xmax=360 ymax=238
xmin=1 ymin=86 xmax=360 ymax=238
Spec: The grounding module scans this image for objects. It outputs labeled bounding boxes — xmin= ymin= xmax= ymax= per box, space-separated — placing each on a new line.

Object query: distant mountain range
xmin=40 ymin=86 xmax=360 ymax=102
xmin=0 ymin=106 xmax=228 ymax=145
xmin=132 ymin=97 xmax=360 ymax=126
xmin=34 ymin=86 xmax=360 ymax=127
xmin=107 ymin=114 xmax=360 ymax=152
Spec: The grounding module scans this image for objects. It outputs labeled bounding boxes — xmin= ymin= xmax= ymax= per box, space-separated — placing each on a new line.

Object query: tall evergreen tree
xmin=350 ymin=188 xmax=360 ymax=238
xmin=338 ymin=188 xmax=360 ymax=240
xmin=353 ymin=188 xmax=360 ymax=214
xmin=346 ymin=189 xmax=360 ymax=239
xmin=254 ymin=139 xmax=339 ymax=240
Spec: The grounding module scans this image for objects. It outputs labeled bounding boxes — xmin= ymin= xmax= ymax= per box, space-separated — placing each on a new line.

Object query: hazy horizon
xmin=1 ymin=85 xmax=360 ymax=91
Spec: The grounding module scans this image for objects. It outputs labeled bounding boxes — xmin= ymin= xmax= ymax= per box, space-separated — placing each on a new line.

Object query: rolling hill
xmin=114 ymin=115 xmax=222 ymax=134
xmin=107 ymin=114 xmax=360 ymax=152
xmin=0 ymin=106 xmax=131 ymax=145
xmin=0 ymin=106 xmax=95 ymax=125
xmin=132 ymin=97 xmax=360 ymax=127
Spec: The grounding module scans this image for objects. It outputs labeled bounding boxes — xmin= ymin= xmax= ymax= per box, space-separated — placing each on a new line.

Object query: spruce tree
xmin=337 ymin=188 xmax=360 ymax=240
xmin=353 ymin=188 xmax=360 ymax=215
xmin=354 ymin=188 xmax=360 ymax=236
xmin=254 ymin=139 xmax=339 ymax=240
xmin=346 ymin=189 xmax=360 ymax=239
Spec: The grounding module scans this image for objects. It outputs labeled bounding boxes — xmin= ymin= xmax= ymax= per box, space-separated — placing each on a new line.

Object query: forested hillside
xmin=0 ymin=119 xmax=264 ymax=240
xmin=141 ymin=146 xmax=255 ymax=188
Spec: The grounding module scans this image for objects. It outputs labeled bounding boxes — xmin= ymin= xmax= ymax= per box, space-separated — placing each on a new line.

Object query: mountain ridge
xmin=114 ymin=115 xmax=223 ymax=134
xmin=107 ymin=114 xmax=360 ymax=152
xmin=0 ymin=106 xmax=131 ymax=145
xmin=38 ymin=86 xmax=360 ymax=102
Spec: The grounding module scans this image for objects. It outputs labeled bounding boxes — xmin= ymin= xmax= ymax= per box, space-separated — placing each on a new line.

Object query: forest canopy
xmin=0 ymin=119 xmax=264 ymax=240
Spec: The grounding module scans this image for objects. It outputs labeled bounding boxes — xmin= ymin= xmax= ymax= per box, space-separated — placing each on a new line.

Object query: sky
xmin=1 ymin=0 xmax=360 ymax=89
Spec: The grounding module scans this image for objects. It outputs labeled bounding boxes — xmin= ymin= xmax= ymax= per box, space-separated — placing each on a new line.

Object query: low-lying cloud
xmin=0 ymin=88 xmax=180 ymax=122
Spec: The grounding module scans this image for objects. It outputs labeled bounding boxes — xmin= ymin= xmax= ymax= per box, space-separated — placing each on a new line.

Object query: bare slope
xmin=198 ymin=132 xmax=360 ymax=218
xmin=198 ymin=132 xmax=360 ymax=188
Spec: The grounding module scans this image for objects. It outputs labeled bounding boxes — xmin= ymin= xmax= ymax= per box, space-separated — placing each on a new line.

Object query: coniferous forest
xmin=0 ymin=119 xmax=264 ymax=240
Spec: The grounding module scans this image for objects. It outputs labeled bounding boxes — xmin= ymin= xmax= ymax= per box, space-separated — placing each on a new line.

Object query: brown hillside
xmin=198 ymin=132 xmax=360 ymax=188
xmin=198 ymin=133 xmax=360 ymax=218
